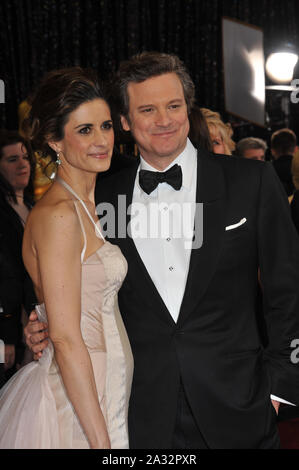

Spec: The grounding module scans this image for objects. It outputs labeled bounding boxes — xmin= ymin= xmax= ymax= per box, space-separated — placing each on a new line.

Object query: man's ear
xmin=120 ymin=115 xmax=131 ymax=132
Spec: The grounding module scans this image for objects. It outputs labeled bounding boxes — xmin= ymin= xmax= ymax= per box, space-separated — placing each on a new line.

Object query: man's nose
xmin=155 ymin=109 xmax=172 ymax=127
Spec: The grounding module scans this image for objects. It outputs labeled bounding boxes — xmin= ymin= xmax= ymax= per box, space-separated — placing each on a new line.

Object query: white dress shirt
xmin=131 ymin=138 xmax=197 ymax=322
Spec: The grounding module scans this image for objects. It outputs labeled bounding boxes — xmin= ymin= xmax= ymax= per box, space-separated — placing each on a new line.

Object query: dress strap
xmin=56 ymin=176 xmax=105 ymax=242
xmin=73 ymin=201 xmax=87 ymax=264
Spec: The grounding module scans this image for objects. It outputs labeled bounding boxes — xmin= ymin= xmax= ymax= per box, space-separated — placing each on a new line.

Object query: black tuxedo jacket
xmin=291 ymin=190 xmax=299 ymax=235
xmin=272 ymin=154 xmax=294 ymax=197
xmin=95 ymin=148 xmax=299 ymax=449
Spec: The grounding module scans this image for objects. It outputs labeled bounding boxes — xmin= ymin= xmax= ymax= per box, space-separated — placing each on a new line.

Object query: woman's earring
xmin=56 ymin=152 xmax=62 ymax=166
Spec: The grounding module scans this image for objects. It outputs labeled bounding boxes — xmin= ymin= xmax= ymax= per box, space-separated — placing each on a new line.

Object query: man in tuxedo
xmin=25 ymin=52 xmax=299 ymax=449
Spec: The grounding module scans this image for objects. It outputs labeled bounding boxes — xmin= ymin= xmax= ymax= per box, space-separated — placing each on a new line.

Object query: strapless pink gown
xmin=0 ymin=241 xmax=133 ymax=448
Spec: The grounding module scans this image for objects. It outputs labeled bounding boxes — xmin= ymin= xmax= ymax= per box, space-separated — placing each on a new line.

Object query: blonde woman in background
xmin=200 ymin=108 xmax=235 ymax=155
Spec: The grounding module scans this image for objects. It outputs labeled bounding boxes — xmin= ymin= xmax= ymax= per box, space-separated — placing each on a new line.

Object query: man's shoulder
xmin=95 ymin=153 xmax=139 ymax=203
xmin=198 ymin=149 xmax=267 ymax=177
xmin=101 ymin=152 xmax=138 ymax=178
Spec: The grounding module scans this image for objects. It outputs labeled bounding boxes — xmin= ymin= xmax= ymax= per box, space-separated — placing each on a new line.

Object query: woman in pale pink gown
xmin=0 ymin=68 xmax=133 ymax=449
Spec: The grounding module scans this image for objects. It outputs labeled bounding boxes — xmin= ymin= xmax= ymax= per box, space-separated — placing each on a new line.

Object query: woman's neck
xmin=57 ymin=170 xmax=97 ymax=204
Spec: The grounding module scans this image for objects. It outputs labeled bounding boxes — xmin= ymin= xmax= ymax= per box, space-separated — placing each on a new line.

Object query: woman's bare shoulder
xmin=27 ymin=190 xmax=80 ymax=245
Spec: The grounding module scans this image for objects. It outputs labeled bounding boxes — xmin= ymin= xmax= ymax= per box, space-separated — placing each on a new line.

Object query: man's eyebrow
xmin=137 ymin=104 xmax=153 ymax=110
xmin=74 ymin=123 xmax=93 ymax=129
xmin=137 ymin=98 xmax=184 ymax=110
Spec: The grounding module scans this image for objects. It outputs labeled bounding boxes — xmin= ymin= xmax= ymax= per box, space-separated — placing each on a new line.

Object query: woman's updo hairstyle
xmin=24 ymin=67 xmax=107 ymax=162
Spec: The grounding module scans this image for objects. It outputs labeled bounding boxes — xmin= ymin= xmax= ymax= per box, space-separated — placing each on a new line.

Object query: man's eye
xmin=169 ymin=104 xmax=180 ymax=109
xmin=79 ymin=127 xmax=91 ymax=134
xmin=142 ymin=108 xmax=153 ymax=113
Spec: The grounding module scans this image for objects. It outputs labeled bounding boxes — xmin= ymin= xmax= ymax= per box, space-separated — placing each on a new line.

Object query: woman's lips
xmin=88 ymin=153 xmax=109 ymax=159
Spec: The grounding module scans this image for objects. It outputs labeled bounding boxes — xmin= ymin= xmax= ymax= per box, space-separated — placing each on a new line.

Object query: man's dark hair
xmin=188 ymin=105 xmax=213 ymax=152
xmin=271 ymin=128 xmax=297 ymax=156
xmin=115 ymin=51 xmax=195 ymax=120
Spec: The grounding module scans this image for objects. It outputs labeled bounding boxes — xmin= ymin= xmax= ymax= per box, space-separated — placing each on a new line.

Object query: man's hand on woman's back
xmin=24 ymin=310 xmax=49 ymax=360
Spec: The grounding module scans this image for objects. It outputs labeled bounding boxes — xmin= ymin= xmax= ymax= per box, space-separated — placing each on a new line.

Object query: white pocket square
xmin=225 ymin=217 xmax=247 ymax=231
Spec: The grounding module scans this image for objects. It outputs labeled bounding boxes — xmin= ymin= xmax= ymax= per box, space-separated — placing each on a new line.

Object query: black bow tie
xmin=139 ymin=164 xmax=183 ymax=195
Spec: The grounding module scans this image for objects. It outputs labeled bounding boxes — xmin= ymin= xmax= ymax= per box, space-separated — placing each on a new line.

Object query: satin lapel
xmin=111 ymin=163 xmax=176 ymax=327
xmin=177 ymin=151 xmax=227 ymax=326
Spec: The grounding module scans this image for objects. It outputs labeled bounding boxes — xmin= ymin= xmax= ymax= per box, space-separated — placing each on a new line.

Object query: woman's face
xmin=54 ymin=98 xmax=114 ymax=174
xmin=210 ymin=127 xmax=226 ymax=155
xmin=0 ymin=142 xmax=31 ymax=191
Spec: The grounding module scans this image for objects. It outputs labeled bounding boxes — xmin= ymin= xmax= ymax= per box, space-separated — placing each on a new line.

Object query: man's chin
xmin=154 ymin=144 xmax=185 ymax=160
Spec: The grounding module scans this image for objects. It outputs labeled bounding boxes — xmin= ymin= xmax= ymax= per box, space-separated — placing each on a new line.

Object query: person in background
xmin=235 ymin=137 xmax=267 ymax=161
xmin=271 ymin=128 xmax=298 ymax=197
xmin=200 ymin=107 xmax=235 ymax=155
xmin=0 ymin=130 xmax=36 ymax=381
xmin=188 ymin=105 xmax=213 ymax=152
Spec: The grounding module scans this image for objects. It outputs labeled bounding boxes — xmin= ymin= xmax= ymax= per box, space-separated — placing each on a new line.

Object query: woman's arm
xmin=33 ymin=203 xmax=110 ymax=449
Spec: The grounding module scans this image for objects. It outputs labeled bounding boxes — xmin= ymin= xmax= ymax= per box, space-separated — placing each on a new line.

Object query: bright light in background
xmin=266 ymin=52 xmax=298 ymax=83
xmin=247 ymin=49 xmax=265 ymax=103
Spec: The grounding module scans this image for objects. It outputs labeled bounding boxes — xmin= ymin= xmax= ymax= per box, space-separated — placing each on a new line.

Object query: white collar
xmin=137 ymin=138 xmax=197 ymax=194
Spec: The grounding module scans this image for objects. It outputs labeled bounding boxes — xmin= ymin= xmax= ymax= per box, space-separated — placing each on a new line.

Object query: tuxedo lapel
xmin=177 ymin=151 xmax=227 ymax=326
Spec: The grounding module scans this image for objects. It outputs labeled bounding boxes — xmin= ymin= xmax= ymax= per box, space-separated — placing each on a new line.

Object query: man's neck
xmin=139 ymin=141 xmax=188 ymax=171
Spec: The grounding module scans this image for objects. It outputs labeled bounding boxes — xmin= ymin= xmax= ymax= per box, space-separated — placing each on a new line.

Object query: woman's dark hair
xmin=23 ymin=67 xmax=109 ymax=163
xmin=0 ymin=130 xmax=35 ymax=206
xmin=188 ymin=105 xmax=213 ymax=152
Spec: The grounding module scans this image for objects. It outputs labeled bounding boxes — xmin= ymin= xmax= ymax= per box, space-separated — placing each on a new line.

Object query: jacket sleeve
xmin=22 ymin=269 xmax=37 ymax=316
xmin=258 ymin=162 xmax=299 ymax=405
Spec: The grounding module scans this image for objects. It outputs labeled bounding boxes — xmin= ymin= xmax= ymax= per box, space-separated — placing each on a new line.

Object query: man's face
xmin=121 ymin=73 xmax=190 ymax=169
xmin=243 ymin=148 xmax=265 ymax=161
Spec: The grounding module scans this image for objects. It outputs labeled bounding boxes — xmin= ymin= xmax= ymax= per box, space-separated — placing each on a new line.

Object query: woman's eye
xmin=102 ymin=122 xmax=113 ymax=130
xmin=213 ymin=140 xmax=221 ymax=145
xmin=79 ymin=127 xmax=91 ymax=134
